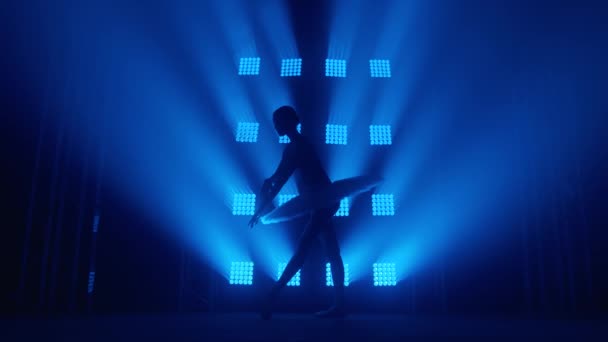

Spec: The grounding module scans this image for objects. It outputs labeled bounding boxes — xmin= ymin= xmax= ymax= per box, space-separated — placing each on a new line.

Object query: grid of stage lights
xmin=369 ymin=125 xmax=392 ymax=145
xmin=278 ymin=194 xmax=298 ymax=206
xmin=325 ymin=124 xmax=348 ymax=145
xmin=236 ymin=122 xmax=259 ymax=143
xmin=232 ymin=124 xmax=394 ymax=145
xmin=325 ymin=59 xmax=347 ymax=77
xmin=334 ymin=198 xmax=349 ymax=217
xmin=278 ymin=263 xmax=301 ymax=286
xmin=279 ymin=123 xmax=302 ymax=144
xmin=373 ymin=263 xmax=396 ymax=286
xmin=372 ymin=194 xmax=395 ymax=216
xmin=326 ymin=263 xmax=350 ymax=287
xmin=238 ymin=57 xmax=261 ymax=75
xmin=225 ymin=262 xmax=402 ymax=287
xmin=281 ymin=58 xmax=302 ymax=77
xmin=369 ymin=59 xmax=391 ymax=78
xmin=232 ymin=194 xmax=256 ymax=216
xmin=234 ymin=58 xmax=399 ymax=77
xmin=229 ymin=261 xmax=254 ymax=285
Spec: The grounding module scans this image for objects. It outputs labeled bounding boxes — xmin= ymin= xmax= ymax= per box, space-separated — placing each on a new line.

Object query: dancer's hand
xmin=248 ymin=214 xmax=261 ymax=229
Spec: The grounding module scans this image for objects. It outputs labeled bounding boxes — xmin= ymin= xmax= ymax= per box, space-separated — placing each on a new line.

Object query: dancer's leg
xmin=261 ymin=224 xmax=317 ymax=319
xmin=273 ymin=228 xmax=316 ymax=290
xmin=321 ymin=226 xmax=345 ymax=308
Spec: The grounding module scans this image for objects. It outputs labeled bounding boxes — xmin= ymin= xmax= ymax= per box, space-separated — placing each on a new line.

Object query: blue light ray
xmin=373 ymin=0 xmax=424 ymax=58
xmin=328 ymin=0 xmax=367 ymax=60
xmin=378 ymin=119 xmax=549 ymax=280
xmin=248 ymin=224 xmax=293 ymax=279
xmin=341 ymin=218 xmax=399 ymax=281
xmin=59 ymin=26 xmax=255 ymax=280
xmin=166 ymin=7 xmax=288 ymax=192
xmin=206 ymin=0 xmax=257 ymax=57
xmin=255 ymin=0 xmax=299 ymax=59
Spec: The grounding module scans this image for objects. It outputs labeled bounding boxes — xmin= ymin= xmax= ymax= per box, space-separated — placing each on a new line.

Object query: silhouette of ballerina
xmin=249 ymin=106 xmax=346 ymax=319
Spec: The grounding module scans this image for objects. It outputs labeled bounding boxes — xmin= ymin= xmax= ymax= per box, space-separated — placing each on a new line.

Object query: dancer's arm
xmin=265 ymin=147 xmax=297 ymax=197
xmin=249 ymin=147 xmax=297 ymax=228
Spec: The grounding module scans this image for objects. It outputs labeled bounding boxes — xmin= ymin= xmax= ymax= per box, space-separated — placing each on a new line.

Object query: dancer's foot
xmin=314 ymin=305 xmax=347 ymax=318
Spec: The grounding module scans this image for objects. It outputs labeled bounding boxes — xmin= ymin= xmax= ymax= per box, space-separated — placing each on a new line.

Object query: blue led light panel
xmin=232 ymin=193 xmax=256 ymax=216
xmin=372 ymin=194 xmax=395 ymax=216
xmin=326 ymin=263 xmax=350 ymax=287
xmin=278 ymin=263 xmax=301 ymax=286
xmin=373 ymin=263 xmax=396 ymax=286
xmin=278 ymin=194 xmax=297 ymax=206
xmin=369 ymin=125 xmax=392 ymax=145
xmin=236 ymin=122 xmax=259 ymax=143
xmin=279 ymin=123 xmax=302 ymax=144
xmin=229 ymin=261 xmax=254 ymax=285
xmin=325 ymin=59 xmax=347 ymax=77
xmin=325 ymin=124 xmax=348 ymax=145
xmin=334 ymin=198 xmax=349 ymax=217
xmin=370 ymin=59 xmax=391 ymax=78
xmin=281 ymin=58 xmax=302 ymax=77
xmin=238 ymin=57 xmax=261 ymax=75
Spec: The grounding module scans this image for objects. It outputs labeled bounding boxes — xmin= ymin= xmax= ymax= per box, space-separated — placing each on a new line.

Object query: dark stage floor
xmin=2 ymin=312 xmax=607 ymax=341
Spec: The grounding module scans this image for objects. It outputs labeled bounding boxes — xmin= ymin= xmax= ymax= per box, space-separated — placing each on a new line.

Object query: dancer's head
xmin=273 ymin=106 xmax=300 ymax=137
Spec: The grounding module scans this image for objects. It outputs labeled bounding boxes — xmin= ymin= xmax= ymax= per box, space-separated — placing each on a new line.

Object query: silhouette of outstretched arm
xmin=249 ymin=147 xmax=297 ymax=228
xmin=266 ymin=147 xmax=297 ymax=196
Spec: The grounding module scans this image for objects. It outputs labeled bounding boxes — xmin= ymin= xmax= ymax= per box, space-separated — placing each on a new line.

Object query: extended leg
xmin=261 ymin=227 xmax=316 ymax=319
xmin=276 ymin=230 xmax=315 ymax=288
xmin=321 ymin=226 xmax=345 ymax=310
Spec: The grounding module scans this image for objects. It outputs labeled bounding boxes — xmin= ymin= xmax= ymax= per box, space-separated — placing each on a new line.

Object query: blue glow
xmin=372 ymin=194 xmax=395 ymax=216
xmin=256 ymin=1 xmax=299 ymax=62
xmin=238 ymin=57 xmax=261 ymax=75
xmin=11 ymin=0 xmax=595 ymax=305
xmin=369 ymin=59 xmax=391 ymax=78
xmin=369 ymin=125 xmax=392 ymax=145
xmin=325 ymin=59 xmax=347 ymax=77
xmin=373 ymin=263 xmax=396 ymax=286
xmin=279 ymin=123 xmax=302 ymax=144
xmin=341 ymin=223 xmax=389 ymax=283
xmin=232 ymin=193 xmax=256 ymax=216
xmin=229 ymin=261 xmax=254 ymax=285
xmin=277 ymin=262 xmax=301 ymax=286
xmin=334 ymin=198 xmax=350 ymax=217
xmin=326 ymin=263 xmax=350 ymax=287
xmin=325 ymin=124 xmax=348 ymax=145
xmin=235 ymin=122 xmax=260 ymax=143
xmin=280 ymin=58 xmax=302 ymax=77
xmin=247 ymin=225 xmax=292 ymax=281
xmin=278 ymin=193 xmax=298 ymax=206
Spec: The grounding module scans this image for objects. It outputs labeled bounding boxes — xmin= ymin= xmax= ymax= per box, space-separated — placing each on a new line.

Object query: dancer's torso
xmin=285 ymin=136 xmax=332 ymax=194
